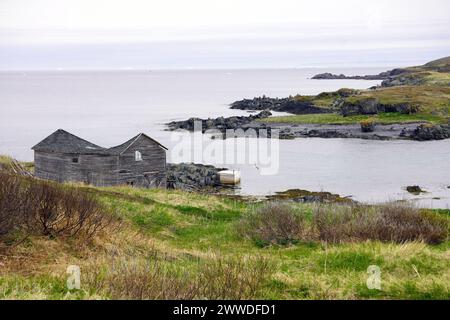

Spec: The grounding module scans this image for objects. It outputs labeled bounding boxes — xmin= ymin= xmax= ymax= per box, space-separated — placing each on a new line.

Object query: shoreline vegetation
xmin=0 ymin=157 xmax=449 ymax=300
xmin=168 ymin=56 xmax=450 ymax=141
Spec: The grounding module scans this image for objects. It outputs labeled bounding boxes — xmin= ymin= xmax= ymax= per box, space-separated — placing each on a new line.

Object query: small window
xmin=135 ymin=151 xmax=142 ymax=161
xmin=72 ymin=157 xmax=79 ymax=163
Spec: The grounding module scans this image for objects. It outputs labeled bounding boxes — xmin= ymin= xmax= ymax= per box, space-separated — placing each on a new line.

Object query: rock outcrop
xmin=166 ymin=163 xmax=227 ymax=190
xmin=267 ymin=189 xmax=354 ymax=203
xmin=230 ymin=97 xmax=330 ymax=114
xmin=312 ymin=73 xmax=387 ymax=80
xmin=340 ymin=98 xmax=419 ymax=116
xmin=166 ymin=111 xmax=272 ymax=132
xmin=312 ymin=68 xmax=422 ymax=88
xmin=407 ymin=124 xmax=450 ymax=141
xmin=406 ymin=185 xmax=426 ymax=195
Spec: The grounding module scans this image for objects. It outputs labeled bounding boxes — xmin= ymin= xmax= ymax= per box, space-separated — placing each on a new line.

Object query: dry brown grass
xmin=84 ymin=253 xmax=273 ymax=300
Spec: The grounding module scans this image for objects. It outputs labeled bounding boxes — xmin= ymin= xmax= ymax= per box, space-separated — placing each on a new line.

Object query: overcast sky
xmin=0 ymin=0 xmax=449 ymax=69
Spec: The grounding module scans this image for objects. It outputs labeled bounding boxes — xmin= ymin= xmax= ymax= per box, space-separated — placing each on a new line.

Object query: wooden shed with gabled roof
xmin=32 ymin=129 xmax=167 ymax=188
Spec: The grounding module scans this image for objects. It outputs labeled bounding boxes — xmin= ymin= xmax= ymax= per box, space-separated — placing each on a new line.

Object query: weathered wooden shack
xmin=32 ymin=129 xmax=167 ymax=188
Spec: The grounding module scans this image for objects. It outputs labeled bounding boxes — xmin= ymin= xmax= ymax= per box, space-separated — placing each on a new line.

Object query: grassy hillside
xmin=262 ymin=57 xmax=450 ymax=125
xmin=262 ymin=112 xmax=445 ymax=125
xmin=1 ymin=170 xmax=449 ymax=300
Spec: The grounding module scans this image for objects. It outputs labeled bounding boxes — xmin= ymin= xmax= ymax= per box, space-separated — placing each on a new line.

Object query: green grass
xmin=92 ymin=186 xmax=450 ymax=299
xmin=346 ymin=86 xmax=450 ymax=116
xmin=1 ymin=177 xmax=449 ymax=299
xmin=261 ymin=112 xmax=445 ymax=125
xmin=264 ymin=61 xmax=450 ymax=126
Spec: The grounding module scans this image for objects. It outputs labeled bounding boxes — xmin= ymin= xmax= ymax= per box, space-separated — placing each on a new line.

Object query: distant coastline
xmin=168 ymin=56 xmax=450 ymax=141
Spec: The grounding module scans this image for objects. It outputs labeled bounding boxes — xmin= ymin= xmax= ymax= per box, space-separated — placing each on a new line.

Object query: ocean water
xmin=0 ymin=68 xmax=449 ymax=207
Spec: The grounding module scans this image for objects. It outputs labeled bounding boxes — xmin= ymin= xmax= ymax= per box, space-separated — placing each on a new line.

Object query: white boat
xmin=218 ymin=170 xmax=241 ymax=185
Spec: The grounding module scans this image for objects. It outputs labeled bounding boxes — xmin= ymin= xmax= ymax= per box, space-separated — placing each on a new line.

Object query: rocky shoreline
xmin=166 ymin=111 xmax=450 ymax=141
xmin=166 ymin=163 xmax=357 ymax=203
xmin=312 ymin=68 xmax=424 ymax=87
xmin=230 ymin=96 xmax=331 ymax=114
xmin=266 ymin=189 xmax=354 ymax=203
xmin=246 ymin=121 xmax=450 ymax=141
xmin=166 ymin=163 xmax=228 ymax=191
xmin=166 ymin=110 xmax=272 ymax=132
xmin=166 ymin=57 xmax=450 ymax=142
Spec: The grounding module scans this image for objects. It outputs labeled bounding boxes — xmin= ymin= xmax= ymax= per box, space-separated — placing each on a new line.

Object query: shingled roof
xmin=32 ymin=129 xmax=107 ymax=154
xmin=32 ymin=129 xmax=167 ymax=155
xmin=107 ymin=133 xmax=168 ymax=154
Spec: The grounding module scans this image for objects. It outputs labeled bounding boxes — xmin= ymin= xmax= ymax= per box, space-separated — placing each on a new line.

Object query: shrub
xmin=25 ymin=182 xmax=108 ymax=239
xmin=313 ymin=203 xmax=448 ymax=244
xmin=313 ymin=204 xmax=362 ymax=243
xmin=374 ymin=204 xmax=448 ymax=244
xmin=0 ymin=174 xmax=26 ymax=237
xmin=238 ymin=202 xmax=307 ymax=246
xmin=0 ymin=172 xmax=110 ymax=242
xmin=360 ymin=118 xmax=376 ymax=132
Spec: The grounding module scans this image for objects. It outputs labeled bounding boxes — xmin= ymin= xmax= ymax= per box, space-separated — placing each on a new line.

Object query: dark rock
xmin=166 ymin=163 xmax=227 ymax=191
xmin=312 ymin=68 xmax=412 ymax=84
xmin=341 ymin=98 xmax=379 ymax=116
xmin=267 ymin=189 xmax=354 ymax=204
xmin=230 ymin=96 xmax=331 ymax=115
xmin=409 ymin=124 xmax=450 ymax=141
xmin=381 ymin=73 xmax=425 ymax=87
xmin=406 ymin=185 xmax=425 ymax=195
xmin=278 ymin=128 xmax=296 ymax=140
xmin=312 ymin=73 xmax=386 ymax=80
xmin=166 ymin=110 xmax=272 ymax=132
xmin=341 ymin=99 xmax=419 ymax=117
xmin=312 ymin=68 xmax=427 ymax=88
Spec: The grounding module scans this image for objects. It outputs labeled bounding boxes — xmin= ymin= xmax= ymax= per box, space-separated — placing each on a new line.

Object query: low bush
xmin=360 ymin=118 xmax=376 ymax=132
xmin=313 ymin=203 xmax=448 ymax=244
xmin=0 ymin=172 xmax=110 ymax=243
xmin=238 ymin=202 xmax=307 ymax=246
xmin=239 ymin=202 xmax=448 ymax=246
xmin=0 ymin=174 xmax=25 ymax=237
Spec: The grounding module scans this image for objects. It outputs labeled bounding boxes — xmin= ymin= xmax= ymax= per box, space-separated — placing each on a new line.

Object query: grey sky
xmin=0 ymin=0 xmax=449 ymax=69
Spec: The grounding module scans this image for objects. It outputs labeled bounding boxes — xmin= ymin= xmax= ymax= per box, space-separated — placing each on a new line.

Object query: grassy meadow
xmin=0 ymin=168 xmax=449 ymax=300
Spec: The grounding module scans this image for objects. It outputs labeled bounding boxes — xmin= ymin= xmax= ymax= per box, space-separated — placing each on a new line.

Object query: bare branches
xmin=0 ymin=172 xmax=111 ymax=244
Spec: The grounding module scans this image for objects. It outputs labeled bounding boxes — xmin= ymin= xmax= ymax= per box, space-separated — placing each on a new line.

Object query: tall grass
xmin=85 ymin=253 xmax=273 ymax=300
